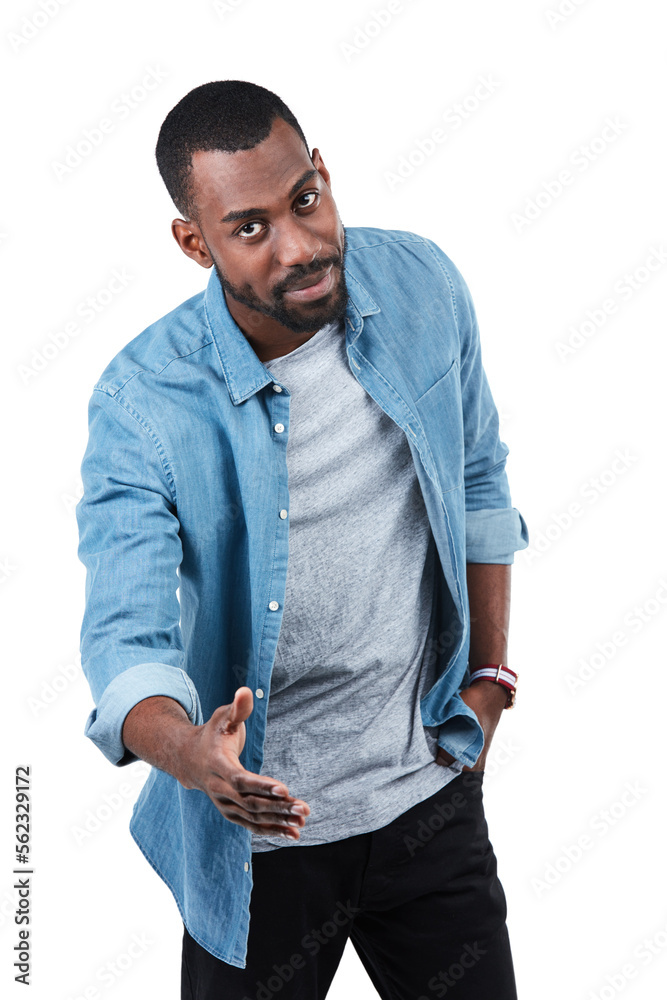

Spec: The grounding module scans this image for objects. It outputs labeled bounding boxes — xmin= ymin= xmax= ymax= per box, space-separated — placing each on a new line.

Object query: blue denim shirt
xmin=75 ymin=226 xmax=529 ymax=968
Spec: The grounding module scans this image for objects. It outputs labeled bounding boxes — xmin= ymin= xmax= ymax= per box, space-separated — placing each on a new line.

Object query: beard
xmin=209 ymin=228 xmax=350 ymax=336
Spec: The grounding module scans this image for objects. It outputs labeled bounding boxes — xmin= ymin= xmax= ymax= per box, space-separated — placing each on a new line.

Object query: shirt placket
xmin=246 ymin=377 xmax=292 ymax=777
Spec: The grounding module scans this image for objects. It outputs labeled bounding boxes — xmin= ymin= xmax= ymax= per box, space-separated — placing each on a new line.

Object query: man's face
xmin=178 ymin=117 xmax=348 ymax=338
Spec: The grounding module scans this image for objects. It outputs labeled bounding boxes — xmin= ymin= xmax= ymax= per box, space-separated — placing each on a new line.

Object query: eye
xmin=237 ymin=221 xmax=265 ymax=240
xmin=296 ymin=191 xmax=319 ymax=209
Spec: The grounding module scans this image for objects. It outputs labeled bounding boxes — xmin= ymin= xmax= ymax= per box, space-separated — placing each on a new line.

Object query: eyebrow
xmin=219 ymin=168 xmax=319 ymax=224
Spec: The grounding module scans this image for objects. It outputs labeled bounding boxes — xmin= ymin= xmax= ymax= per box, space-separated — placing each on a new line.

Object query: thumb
xmin=223 ymin=686 xmax=255 ymax=733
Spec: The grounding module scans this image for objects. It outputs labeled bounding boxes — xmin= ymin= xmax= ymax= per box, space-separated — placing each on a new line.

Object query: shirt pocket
xmin=413 ymin=357 xmax=464 ymax=495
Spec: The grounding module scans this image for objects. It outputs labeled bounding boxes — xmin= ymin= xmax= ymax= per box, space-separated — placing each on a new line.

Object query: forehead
xmin=190 ymin=117 xmax=313 ymax=218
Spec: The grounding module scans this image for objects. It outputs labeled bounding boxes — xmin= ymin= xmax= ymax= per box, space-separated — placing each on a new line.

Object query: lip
xmin=283 ymin=265 xmax=334 ymax=302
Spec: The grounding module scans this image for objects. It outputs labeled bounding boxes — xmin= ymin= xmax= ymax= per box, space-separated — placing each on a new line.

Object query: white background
xmin=2 ymin=1 xmax=666 ymax=998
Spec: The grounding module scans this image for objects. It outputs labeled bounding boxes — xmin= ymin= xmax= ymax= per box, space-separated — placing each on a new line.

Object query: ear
xmin=170 ymin=219 xmax=214 ymax=269
xmin=311 ymin=147 xmax=332 ymax=192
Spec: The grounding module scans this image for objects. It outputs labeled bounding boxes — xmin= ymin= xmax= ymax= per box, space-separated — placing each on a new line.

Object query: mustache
xmin=273 ymin=251 xmax=343 ymax=297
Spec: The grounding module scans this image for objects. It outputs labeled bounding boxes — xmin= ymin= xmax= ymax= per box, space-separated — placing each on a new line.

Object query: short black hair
xmin=155 ymin=80 xmax=310 ymax=223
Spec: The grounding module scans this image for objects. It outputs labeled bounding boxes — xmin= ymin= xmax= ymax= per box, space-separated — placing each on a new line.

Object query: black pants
xmin=181 ymin=770 xmax=518 ymax=999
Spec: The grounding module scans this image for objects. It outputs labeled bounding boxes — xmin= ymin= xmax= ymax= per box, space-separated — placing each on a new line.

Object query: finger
xmin=226 ymin=807 xmax=306 ymax=829
xmin=236 ymin=793 xmax=310 ymax=817
xmin=221 ymin=809 xmax=304 ymax=839
xmin=225 ymin=763 xmax=305 ymax=804
xmin=214 ymin=774 xmax=310 ymax=817
xmin=225 ymin=767 xmax=297 ymax=804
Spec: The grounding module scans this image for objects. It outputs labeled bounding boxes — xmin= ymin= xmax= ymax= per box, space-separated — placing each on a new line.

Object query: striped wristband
xmin=468 ymin=664 xmax=518 ymax=708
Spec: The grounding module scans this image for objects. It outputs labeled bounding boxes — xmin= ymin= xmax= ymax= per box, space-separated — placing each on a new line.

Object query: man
xmin=75 ymin=80 xmax=529 ymax=999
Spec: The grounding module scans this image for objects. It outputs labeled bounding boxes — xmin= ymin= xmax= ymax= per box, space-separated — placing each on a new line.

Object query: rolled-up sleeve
xmin=465 ymin=506 xmax=529 ymax=564
xmin=75 ymin=387 xmax=203 ymax=766
xmin=83 ymin=662 xmax=201 ymax=766
xmin=424 ymin=237 xmax=530 ymax=565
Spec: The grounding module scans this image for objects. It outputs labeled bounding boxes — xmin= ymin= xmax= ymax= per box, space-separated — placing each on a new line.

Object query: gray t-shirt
xmin=251 ymin=317 xmax=462 ymax=852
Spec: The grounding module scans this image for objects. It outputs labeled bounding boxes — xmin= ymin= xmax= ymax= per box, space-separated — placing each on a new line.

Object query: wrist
xmin=469 ymin=663 xmax=518 ymax=709
xmin=168 ymin=720 xmax=202 ymax=788
xmin=122 ymin=696 xmax=198 ymax=784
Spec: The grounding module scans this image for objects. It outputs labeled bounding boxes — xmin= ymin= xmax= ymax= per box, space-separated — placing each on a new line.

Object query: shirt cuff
xmin=436 ymin=693 xmax=485 ymax=769
xmin=83 ymin=663 xmax=203 ymax=766
xmin=465 ymin=506 xmax=530 ymax=564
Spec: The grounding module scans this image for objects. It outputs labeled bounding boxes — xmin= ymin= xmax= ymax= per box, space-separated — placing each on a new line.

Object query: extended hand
xmin=435 ymin=680 xmax=508 ymax=772
xmin=177 ymin=687 xmax=311 ymax=839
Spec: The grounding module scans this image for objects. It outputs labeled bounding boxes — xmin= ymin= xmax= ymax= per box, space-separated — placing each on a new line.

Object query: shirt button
xmin=244 ymin=862 xmax=249 ymax=872
xmin=255 ymin=688 xmax=264 ymax=698
xmin=279 ymin=509 xmax=288 ymax=519
xmin=269 ymin=600 xmax=279 ymax=611
xmin=272 ymin=384 xmax=282 ymax=392
xmin=274 ymin=423 xmax=285 ymax=433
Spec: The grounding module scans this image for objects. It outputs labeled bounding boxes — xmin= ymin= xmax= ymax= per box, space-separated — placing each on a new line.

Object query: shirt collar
xmin=202 ymin=239 xmax=380 ymax=405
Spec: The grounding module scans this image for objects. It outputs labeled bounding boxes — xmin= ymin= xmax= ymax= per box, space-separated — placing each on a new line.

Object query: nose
xmin=273 ymin=215 xmax=322 ymax=270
